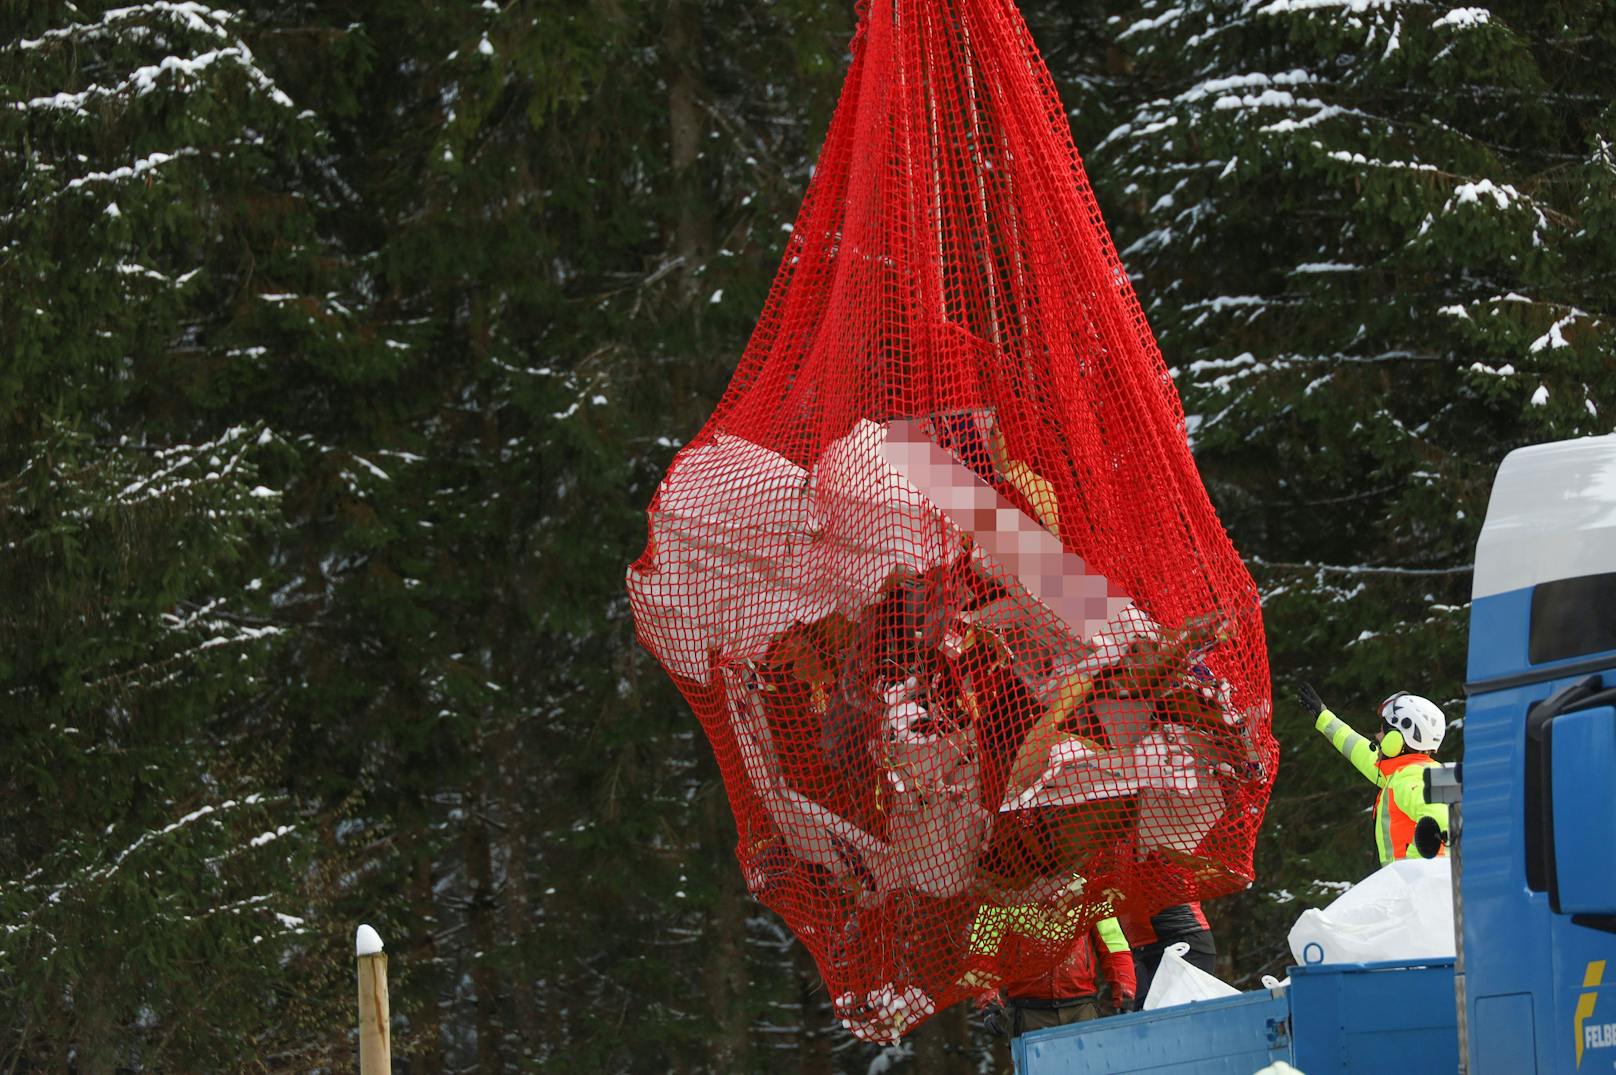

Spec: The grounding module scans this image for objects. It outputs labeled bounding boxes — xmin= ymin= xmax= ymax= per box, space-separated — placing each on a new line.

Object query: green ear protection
xmin=1379 ymin=691 xmax=1410 ymax=758
xmin=1381 ymin=728 xmax=1405 ymax=758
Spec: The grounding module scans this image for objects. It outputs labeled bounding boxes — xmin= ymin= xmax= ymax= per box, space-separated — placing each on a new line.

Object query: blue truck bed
xmin=1013 ymin=958 xmax=1458 ymax=1074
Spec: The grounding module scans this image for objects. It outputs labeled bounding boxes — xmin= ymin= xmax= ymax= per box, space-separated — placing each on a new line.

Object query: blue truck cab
xmin=1016 ymin=435 xmax=1616 ymax=1073
xmin=1462 ymin=435 xmax=1616 ymax=1074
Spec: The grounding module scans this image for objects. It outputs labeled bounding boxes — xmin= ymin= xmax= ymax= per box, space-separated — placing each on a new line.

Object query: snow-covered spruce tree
xmin=375 ymin=1 xmax=884 ymax=1068
xmin=1092 ymin=0 xmax=1616 ymax=978
xmin=0 ymin=5 xmax=344 ymax=1067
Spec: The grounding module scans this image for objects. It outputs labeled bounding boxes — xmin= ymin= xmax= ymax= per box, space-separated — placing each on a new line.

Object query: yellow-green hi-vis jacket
xmin=1315 ymin=709 xmax=1449 ymax=865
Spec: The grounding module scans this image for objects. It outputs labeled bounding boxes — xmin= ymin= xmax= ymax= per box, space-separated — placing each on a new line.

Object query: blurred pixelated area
xmin=881 ymin=418 xmax=1133 ymax=643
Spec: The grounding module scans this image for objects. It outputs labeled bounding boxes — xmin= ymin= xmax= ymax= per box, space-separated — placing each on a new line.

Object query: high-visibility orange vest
xmin=1375 ymin=753 xmax=1445 ymax=865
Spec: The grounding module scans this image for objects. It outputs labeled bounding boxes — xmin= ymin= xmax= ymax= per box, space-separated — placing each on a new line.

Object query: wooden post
xmin=356 ymin=924 xmax=391 ymax=1075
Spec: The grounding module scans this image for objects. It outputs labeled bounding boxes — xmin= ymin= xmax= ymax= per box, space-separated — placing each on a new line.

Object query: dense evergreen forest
xmin=3 ymin=1 xmax=1613 ymax=1071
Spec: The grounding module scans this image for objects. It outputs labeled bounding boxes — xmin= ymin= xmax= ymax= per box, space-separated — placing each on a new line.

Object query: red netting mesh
xmin=628 ymin=0 xmax=1275 ymax=1040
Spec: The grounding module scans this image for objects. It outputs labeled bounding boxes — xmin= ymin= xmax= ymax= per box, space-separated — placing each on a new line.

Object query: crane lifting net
xmin=628 ymin=0 xmax=1276 ymax=1041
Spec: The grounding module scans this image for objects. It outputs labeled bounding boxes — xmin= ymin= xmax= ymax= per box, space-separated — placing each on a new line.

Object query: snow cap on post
xmin=355 ymin=923 xmax=384 ymax=957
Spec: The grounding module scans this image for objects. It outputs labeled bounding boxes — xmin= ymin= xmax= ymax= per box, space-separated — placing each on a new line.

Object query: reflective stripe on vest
xmin=1374 ymin=753 xmax=1442 ymax=865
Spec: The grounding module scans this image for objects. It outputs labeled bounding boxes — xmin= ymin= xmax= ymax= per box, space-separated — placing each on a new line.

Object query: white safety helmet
xmin=1377 ymin=692 xmax=1447 ymax=754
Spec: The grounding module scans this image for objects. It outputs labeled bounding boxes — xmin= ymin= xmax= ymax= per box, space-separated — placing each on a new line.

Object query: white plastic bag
xmin=1286 ymin=857 xmax=1454 ymax=967
xmin=1142 ymin=942 xmax=1241 ymax=1010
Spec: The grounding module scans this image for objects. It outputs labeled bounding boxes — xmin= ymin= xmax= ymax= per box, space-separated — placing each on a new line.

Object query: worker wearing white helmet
xmin=1299 ymin=684 xmax=1451 ymax=865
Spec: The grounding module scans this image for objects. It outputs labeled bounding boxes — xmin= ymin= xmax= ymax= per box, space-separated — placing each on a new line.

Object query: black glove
xmin=982 ymin=1003 xmax=1011 ymax=1038
xmin=1298 ymin=682 xmax=1327 ymax=718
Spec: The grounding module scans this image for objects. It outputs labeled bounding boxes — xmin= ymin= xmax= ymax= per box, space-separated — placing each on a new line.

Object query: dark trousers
xmin=1008 ymin=996 xmax=1102 ymax=1037
xmin=1132 ymin=928 xmax=1217 ymax=1003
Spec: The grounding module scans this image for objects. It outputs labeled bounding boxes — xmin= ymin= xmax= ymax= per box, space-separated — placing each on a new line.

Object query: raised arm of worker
xmin=1299 ymin=683 xmax=1383 ymax=786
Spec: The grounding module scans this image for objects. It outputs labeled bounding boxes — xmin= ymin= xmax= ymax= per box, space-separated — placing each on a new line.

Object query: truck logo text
xmin=1578 ymin=960 xmax=1612 ymax=1069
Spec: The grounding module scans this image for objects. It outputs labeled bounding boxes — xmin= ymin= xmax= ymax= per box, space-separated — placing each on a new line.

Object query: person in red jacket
xmin=1006 ymin=916 xmax=1137 ymax=1034
xmin=967 ymin=903 xmax=1137 ymax=1036
xmin=1118 ymin=901 xmax=1216 ymax=1004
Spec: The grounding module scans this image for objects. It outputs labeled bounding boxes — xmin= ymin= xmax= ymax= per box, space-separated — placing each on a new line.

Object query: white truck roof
xmin=1473 ymin=435 xmax=1616 ymax=600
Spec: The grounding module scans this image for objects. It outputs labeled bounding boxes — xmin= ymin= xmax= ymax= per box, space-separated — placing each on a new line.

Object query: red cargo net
xmin=628 ymin=0 xmax=1275 ymax=1041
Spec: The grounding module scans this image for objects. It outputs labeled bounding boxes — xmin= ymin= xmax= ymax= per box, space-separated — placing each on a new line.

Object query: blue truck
xmin=1017 ymin=435 xmax=1616 ymax=1074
